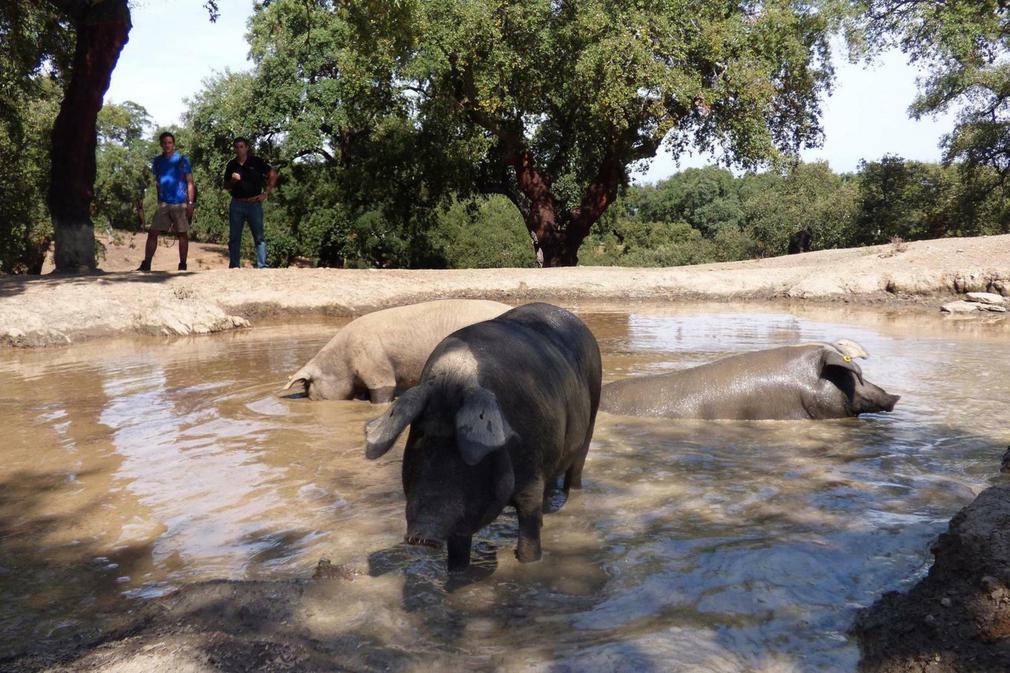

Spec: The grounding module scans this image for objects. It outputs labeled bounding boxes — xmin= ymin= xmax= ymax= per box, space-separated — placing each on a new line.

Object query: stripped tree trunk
xmin=510 ymin=143 xmax=625 ymax=268
xmin=49 ymin=0 xmax=131 ymax=273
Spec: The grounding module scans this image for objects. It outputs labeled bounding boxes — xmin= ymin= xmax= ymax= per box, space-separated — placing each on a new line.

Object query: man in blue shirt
xmin=137 ymin=131 xmax=195 ymax=271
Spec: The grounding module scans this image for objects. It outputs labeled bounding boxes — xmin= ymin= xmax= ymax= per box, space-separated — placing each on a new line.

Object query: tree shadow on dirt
xmin=0 ymin=269 xmax=186 ymax=299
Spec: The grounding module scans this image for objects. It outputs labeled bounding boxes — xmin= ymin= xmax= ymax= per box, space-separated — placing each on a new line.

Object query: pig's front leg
xmin=447 ymin=534 xmax=472 ymax=572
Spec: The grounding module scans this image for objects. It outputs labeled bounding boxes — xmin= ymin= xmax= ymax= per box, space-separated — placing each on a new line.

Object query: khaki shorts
xmin=150 ymin=203 xmax=190 ymax=233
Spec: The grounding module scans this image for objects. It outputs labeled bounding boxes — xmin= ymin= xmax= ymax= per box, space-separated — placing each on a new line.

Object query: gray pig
xmin=601 ymin=340 xmax=899 ymax=420
xmin=364 ymin=303 xmax=602 ymax=571
xmin=285 ymin=299 xmax=510 ymax=402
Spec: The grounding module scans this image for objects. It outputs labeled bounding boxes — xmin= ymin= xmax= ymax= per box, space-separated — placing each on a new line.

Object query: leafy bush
xmin=429 ymin=196 xmax=534 ymax=268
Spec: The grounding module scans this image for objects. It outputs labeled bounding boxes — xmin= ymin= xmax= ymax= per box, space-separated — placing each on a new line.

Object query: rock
xmin=941 ymin=301 xmax=981 ymax=314
xmin=966 ymin=292 xmax=1006 ymax=305
xmin=312 ymin=558 xmax=354 ymax=580
xmin=854 ymin=483 xmax=1010 ymax=672
xmin=980 ymin=304 xmax=1008 ymax=313
xmin=1001 ymin=447 xmax=1010 ymax=474
xmin=953 ymin=272 xmax=991 ymax=293
xmin=981 ymin=576 xmax=1002 ymax=594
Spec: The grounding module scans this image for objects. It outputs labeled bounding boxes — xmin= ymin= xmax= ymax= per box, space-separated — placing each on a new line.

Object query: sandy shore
xmin=3 ymin=234 xmax=1010 ymax=347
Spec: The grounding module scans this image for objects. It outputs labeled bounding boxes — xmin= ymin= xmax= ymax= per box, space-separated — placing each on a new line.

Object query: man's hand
xmin=255 ymin=192 xmax=268 ymax=203
xmin=186 ymin=203 xmax=195 ymax=220
xmin=231 ymin=172 xmax=242 ymax=182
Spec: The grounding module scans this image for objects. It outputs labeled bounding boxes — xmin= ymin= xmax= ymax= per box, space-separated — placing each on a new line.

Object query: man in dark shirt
xmin=224 ymin=137 xmax=278 ymax=268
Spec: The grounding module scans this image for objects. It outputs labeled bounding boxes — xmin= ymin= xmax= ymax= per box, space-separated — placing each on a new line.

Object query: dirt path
xmin=4 ymin=234 xmax=1010 ymax=347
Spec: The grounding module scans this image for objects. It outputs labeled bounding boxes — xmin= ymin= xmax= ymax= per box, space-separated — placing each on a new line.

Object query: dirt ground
xmin=4 ymin=233 xmax=1010 ymax=347
xmin=44 ymin=231 xmax=238 ymax=275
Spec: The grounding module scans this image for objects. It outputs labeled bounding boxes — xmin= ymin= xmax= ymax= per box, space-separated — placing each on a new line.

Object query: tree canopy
xmin=4 ymin=0 xmax=1010 ymax=275
xmin=856 ymin=0 xmax=1010 ymax=182
xmin=0 ymin=2 xmax=73 ymax=273
xmin=245 ymin=0 xmax=843 ymax=266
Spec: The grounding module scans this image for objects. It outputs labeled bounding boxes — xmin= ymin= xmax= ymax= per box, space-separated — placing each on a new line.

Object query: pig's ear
xmin=832 ymin=339 xmax=869 ymax=360
xmin=821 ymin=348 xmax=865 ymax=385
xmin=455 ymin=388 xmax=513 ymax=466
xmin=364 ymin=384 xmax=430 ymax=459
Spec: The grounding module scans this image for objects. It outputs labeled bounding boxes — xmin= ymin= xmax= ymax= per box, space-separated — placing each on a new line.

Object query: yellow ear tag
xmin=843 ymin=355 xmax=852 ymax=362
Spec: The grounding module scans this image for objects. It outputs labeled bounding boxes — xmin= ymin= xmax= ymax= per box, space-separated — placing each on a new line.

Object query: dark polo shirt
xmin=224 ymin=155 xmax=272 ymax=199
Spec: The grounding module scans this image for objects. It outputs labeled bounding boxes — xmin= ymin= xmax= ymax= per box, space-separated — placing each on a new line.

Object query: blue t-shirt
xmin=152 ymin=152 xmax=192 ymax=204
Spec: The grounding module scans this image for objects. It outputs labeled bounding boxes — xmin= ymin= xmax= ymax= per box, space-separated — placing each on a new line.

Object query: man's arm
xmin=260 ymin=168 xmax=279 ymax=201
xmin=186 ymin=173 xmax=195 ymax=218
xmin=223 ymin=160 xmax=238 ymax=189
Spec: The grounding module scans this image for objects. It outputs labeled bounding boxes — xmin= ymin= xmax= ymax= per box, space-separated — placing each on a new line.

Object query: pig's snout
xmin=405 ymin=533 xmax=443 ymax=549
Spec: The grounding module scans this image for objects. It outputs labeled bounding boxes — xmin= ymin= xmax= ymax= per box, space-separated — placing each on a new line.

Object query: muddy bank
xmin=0 ymin=570 xmax=404 ymax=673
xmin=2 ymin=234 xmax=1010 ymax=347
xmin=4 ymin=560 xmax=538 ymax=673
xmin=854 ymin=482 xmax=1010 ymax=673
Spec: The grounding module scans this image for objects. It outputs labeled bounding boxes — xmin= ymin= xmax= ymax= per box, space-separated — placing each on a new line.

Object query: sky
xmin=105 ymin=0 xmax=959 ymax=183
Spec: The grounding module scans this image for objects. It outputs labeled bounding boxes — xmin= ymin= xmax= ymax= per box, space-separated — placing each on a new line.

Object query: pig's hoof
xmin=404 ymin=535 xmax=441 ymax=549
xmin=515 ymin=542 xmax=542 ymax=563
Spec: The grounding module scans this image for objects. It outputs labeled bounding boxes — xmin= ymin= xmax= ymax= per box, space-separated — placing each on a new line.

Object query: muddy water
xmin=1 ymin=303 xmax=1008 ymax=671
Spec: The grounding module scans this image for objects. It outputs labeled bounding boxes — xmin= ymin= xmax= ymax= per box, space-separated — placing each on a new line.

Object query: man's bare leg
xmin=178 ymin=233 xmax=189 ymax=270
xmin=138 ymin=231 xmax=158 ymax=270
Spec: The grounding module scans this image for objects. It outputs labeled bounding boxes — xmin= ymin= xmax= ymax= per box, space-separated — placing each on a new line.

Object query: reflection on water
xmin=1 ymin=303 xmax=1008 ymax=670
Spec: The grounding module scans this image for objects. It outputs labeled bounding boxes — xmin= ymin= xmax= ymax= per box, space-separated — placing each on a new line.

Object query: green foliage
xmin=580 ymin=154 xmax=1010 ymax=268
xmin=0 ymin=77 xmax=61 ymax=273
xmin=429 ymin=196 xmax=534 ymax=268
xmin=239 ymin=0 xmax=844 ymax=265
xmin=741 ymin=161 xmax=859 ymax=255
xmin=853 ymin=154 xmax=1010 ymax=245
xmin=93 ymin=101 xmax=155 ymax=232
xmin=855 ymin=1 xmax=1010 ymax=181
xmin=631 ymin=167 xmax=746 ymax=237
xmin=582 ymin=218 xmax=714 ymax=266
xmin=0 ymin=2 xmax=73 ymax=113
xmin=7 ymin=1 xmax=1010 ymax=273
xmin=0 ymin=3 xmax=74 ymax=273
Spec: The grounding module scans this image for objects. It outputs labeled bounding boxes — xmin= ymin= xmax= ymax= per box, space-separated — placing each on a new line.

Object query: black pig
xmin=364 ymin=303 xmax=602 ymax=571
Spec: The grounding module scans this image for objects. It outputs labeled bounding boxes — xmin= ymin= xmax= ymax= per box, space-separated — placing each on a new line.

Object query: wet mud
xmin=853 ymin=483 xmax=1010 ymax=673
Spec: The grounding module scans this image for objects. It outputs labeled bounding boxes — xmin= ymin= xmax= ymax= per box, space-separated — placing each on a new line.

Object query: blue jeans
xmin=228 ymin=200 xmax=267 ymax=268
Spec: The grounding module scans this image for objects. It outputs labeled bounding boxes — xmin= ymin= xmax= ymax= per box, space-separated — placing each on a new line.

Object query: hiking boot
xmin=137 ymin=259 xmax=151 ymax=272
xmin=178 ymin=262 xmax=187 ymax=271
